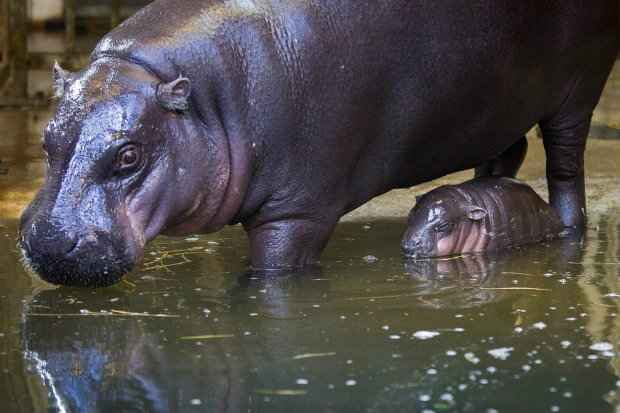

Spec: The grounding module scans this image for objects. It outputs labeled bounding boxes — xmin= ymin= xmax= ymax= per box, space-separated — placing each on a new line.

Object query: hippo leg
xmin=540 ymin=117 xmax=590 ymax=230
xmin=245 ymin=219 xmax=337 ymax=269
xmin=474 ymin=137 xmax=528 ymax=178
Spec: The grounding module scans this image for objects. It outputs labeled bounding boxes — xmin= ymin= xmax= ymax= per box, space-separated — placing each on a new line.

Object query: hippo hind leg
xmin=539 ymin=116 xmax=590 ymax=231
xmin=474 ymin=136 xmax=528 ymax=178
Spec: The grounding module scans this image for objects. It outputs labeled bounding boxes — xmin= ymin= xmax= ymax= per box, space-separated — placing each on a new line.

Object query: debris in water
xmin=480 ymin=287 xmax=551 ymax=292
xmin=347 ymin=291 xmax=425 ymax=301
xmin=590 ymin=342 xmax=613 ymax=352
xmin=532 ymin=322 xmax=547 ymax=330
xmin=501 ymin=271 xmax=535 ymax=276
xmin=464 ymin=352 xmax=480 ymax=364
xmin=180 ymin=334 xmax=235 ymax=340
xmin=413 ymin=331 xmax=441 ymax=340
xmin=27 ymin=310 xmax=179 ymax=318
xmin=363 ymin=255 xmax=378 ymax=263
xmin=254 ymin=389 xmax=308 ymax=396
xmin=488 ymin=347 xmax=514 ymax=360
xmin=292 ymin=352 xmax=337 ymax=360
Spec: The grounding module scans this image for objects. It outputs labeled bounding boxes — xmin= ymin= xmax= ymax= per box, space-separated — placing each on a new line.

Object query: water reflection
xmin=14 ymin=217 xmax=620 ymax=412
xmin=24 ymin=304 xmax=250 ymax=412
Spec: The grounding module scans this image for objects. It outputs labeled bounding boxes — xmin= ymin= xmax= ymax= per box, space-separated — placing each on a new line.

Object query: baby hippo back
xmin=461 ymin=178 xmax=564 ymax=250
xmin=402 ymin=177 xmax=565 ymax=258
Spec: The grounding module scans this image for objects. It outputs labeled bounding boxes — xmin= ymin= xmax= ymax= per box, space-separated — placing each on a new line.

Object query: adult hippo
xmin=19 ymin=0 xmax=619 ymax=286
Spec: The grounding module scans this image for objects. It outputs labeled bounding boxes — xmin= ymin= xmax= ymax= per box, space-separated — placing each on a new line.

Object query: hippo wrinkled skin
xmin=20 ymin=0 xmax=619 ymax=286
xmin=401 ymin=177 xmax=565 ymax=258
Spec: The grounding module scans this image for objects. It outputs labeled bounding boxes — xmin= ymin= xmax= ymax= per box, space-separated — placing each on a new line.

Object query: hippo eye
xmin=116 ymin=144 xmax=141 ymax=173
xmin=434 ymin=222 xmax=452 ymax=233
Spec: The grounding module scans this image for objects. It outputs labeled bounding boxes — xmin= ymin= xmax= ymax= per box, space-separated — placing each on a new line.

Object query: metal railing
xmin=0 ymin=0 xmax=28 ymax=104
xmin=0 ymin=0 xmax=145 ymax=107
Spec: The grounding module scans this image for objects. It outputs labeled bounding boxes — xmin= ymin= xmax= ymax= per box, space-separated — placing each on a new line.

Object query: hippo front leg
xmin=245 ymin=218 xmax=337 ymax=270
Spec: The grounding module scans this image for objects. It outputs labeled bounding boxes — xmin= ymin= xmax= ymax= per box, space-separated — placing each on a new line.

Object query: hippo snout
xmin=402 ymin=237 xmax=422 ymax=255
xmin=20 ymin=222 xmax=134 ymax=288
xmin=401 ymin=235 xmax=434 ymax=258
xmin=20 ymin=223 xmax=79 ymax=258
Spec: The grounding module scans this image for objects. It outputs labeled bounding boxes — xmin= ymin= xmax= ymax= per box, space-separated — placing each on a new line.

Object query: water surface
xmin=1 ymin=214 xmax=620 ymax=412
xmin=1 ymin=41 xmax=620 ymax=413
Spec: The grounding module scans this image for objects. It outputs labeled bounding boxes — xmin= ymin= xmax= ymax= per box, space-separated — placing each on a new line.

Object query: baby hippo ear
xmin=156 ymin=75 xmax=191 ymax=112
xmin=465 ymin=205 xmax=488 ymax=221
xmin=52 ymin=61 xmax=71 ymax=99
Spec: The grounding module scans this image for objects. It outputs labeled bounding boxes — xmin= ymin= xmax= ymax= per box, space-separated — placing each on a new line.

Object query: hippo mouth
xmin=402 ymin=249 xmax=435 ymax=259
xmin=20 ymin=236 xmax=135 ymax=288
xmin=401 ymin=238 xmax=438 ymax=259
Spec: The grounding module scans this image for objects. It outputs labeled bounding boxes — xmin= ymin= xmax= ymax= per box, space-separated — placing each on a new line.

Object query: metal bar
xmin=0 ymin=0 xmax=7 ymax=65
xmin=4 ymin=0 xmax=28 ymax=98
xmin=0 ymin=65 xmax=9 ymax=87
xmin=65 ymin=0 xmax=76 ymax=56
xmin=110 ymin=0 xmax=121 ymax=28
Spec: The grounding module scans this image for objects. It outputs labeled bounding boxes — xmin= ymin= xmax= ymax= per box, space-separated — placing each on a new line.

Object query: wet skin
xmin=19 ymin=0 xmax=619 ymax=286
xmin=402 ymin=177 xmax=565 ymax=258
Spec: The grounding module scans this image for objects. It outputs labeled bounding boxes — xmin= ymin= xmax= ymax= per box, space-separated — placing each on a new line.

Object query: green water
xmin=2 ymin=23 xmax=620 ymax=413
xmin=2 ymin=214 xmax=620 ymax=412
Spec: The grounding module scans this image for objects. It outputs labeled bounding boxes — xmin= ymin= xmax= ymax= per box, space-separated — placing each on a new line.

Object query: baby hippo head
xmin=401 ymin=190 xmax=488 ymax=258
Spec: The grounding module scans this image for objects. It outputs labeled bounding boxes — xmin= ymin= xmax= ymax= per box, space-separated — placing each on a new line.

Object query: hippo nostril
xmin=27 ymin=227 xmax=79 ymax=256
xmin=65 ymin=238 xmax=79 ymax=255
xmin=20 ymin=234 xmax=31 ymax=252
xmin=62 ymin=233 xmax=81 ymax=256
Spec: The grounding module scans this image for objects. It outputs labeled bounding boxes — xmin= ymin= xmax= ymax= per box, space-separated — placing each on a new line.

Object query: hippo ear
xmin=156 ymin=75 xmax=191 ymax=112
xmin=465 ymin=205 xmax=488 ymax=221
xmin=52 ymin=61 xmax=71 ymax=99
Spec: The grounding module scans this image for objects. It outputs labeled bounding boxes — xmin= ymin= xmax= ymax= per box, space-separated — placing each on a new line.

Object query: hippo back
xmin=452 ymin=177 xmax=564 ymax=250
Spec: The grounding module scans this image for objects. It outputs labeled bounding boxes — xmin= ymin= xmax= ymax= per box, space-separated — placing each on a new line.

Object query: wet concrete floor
xmin=0 ymin=56 xmax=619 ymax=412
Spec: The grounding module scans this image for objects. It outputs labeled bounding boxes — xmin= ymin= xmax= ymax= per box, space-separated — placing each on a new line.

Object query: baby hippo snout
xmin=401 ymin=232 xmax=435 ymax=258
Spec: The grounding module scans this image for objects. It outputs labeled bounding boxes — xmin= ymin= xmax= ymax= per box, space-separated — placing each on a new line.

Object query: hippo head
xmin=19 ymin=58 xmax=231 ymax=287
xmin=401 ymin=190 xmax=488 ymax=258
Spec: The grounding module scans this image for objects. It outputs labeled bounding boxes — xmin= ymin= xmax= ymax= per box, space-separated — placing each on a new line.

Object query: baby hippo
xmin=402 ymin=177 xmax=564 ymax=258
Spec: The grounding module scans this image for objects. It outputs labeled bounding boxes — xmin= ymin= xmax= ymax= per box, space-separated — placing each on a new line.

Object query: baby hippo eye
xmin=116 ymin=144 xmax=141 ymax=172
xmin=434 ymin=221 xmax=452 ymax=233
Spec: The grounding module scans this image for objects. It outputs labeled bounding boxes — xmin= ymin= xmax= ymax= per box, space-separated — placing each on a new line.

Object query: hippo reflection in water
xmin=21 ymin=237 xmax=583 ymax=411
xmin=19 ymin=266 xmax=513 ymax=412
xmin=18 ymin=0 xmax=619 ymax=286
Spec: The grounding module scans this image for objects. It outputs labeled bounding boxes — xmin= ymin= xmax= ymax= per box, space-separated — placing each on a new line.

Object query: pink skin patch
xmin=436 ymin=222 xmax=486 ymax=256
xmin=436 ymin=233 xmax=457 ymax=256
